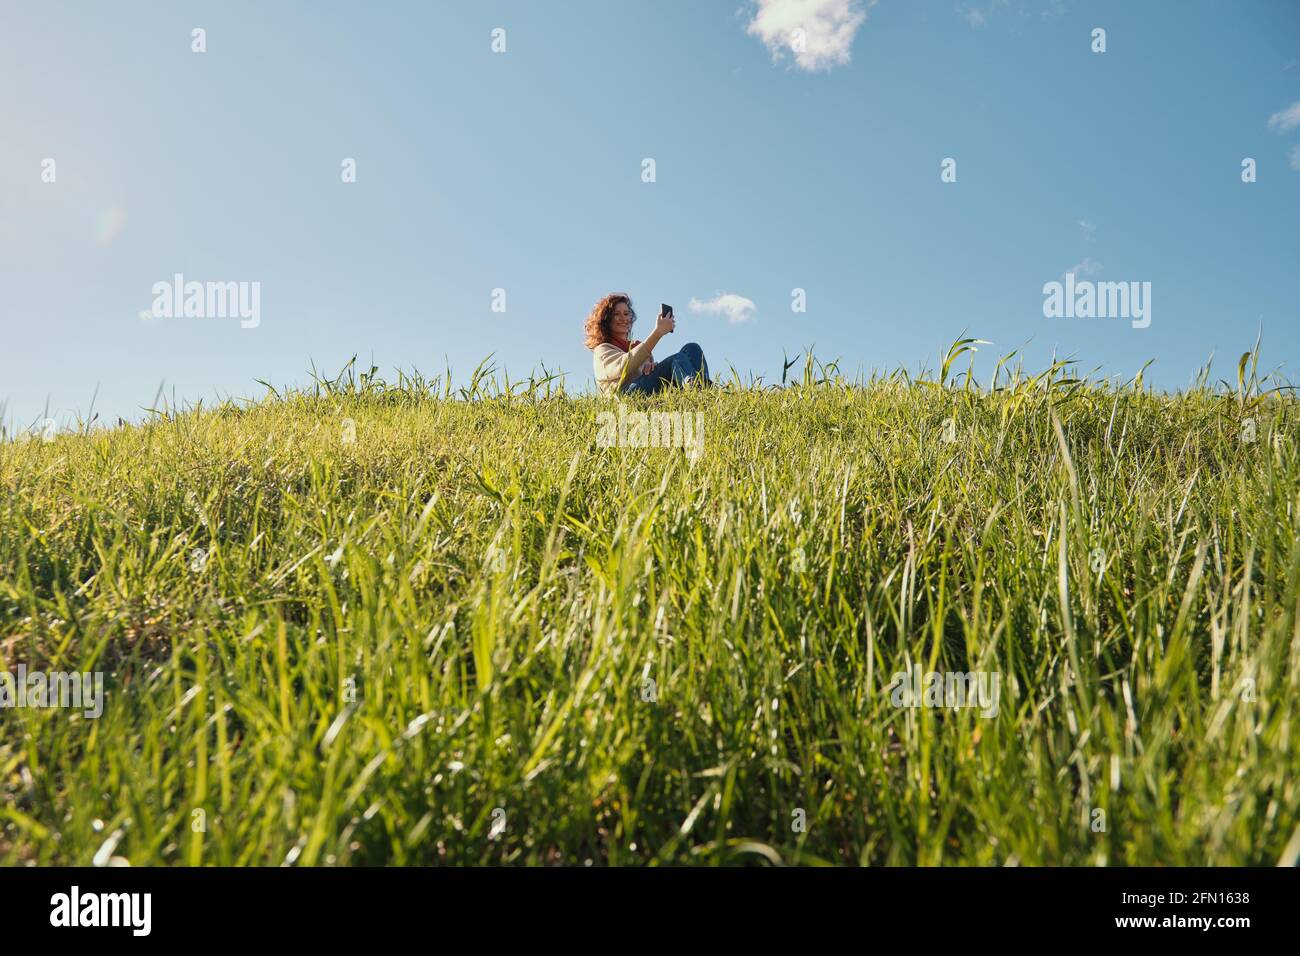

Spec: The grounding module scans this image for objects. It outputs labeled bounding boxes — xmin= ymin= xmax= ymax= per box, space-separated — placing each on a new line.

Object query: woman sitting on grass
xmin=586 ymin=293 xmax=710 ymax=395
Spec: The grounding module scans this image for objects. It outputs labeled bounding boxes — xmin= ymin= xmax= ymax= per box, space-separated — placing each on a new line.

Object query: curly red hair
xmin=584 ymin=293 xmax=636 ymax=350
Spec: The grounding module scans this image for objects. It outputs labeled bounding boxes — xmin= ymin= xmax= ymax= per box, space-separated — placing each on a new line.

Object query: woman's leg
xmin=676 ymin=342 xmax=709 ymax=385
xmin=620 ymin=343 xmax=710 ymax=394
xmin=621 ymin=366 xmax=666 ymax=395
xmin=657 ymin=343 xmax=709 ymax=387
xmin=621 ymin=371 xmax=660 ymax=395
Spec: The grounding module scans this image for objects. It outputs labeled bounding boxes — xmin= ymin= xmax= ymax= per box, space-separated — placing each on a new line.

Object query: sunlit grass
xmin=2 ymin=346 xmax=1297 ymax=865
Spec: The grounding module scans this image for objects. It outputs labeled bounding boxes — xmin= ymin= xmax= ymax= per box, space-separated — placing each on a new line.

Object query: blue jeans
xmin=622 ymin=342 xmax=710 ymax=395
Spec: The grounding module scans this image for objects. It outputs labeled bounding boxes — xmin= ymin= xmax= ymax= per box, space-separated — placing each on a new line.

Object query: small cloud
xmin=956 ymin=0 xmax=1019 ymax=28
xmin=1267 ymin=101 xmax=1300 ymax=132
xmin=1077 ymin=219 xmax=1096 ymax=242
xmin=1064 ymin=257 xmax=1102 ymax=279
xmin=1289 ymin=144 xmax=1300 ymax=172
xmin=689 ymin=293 xmax=757 ymax=325
xmin=745 ymin=0 xmax=873 ymax=73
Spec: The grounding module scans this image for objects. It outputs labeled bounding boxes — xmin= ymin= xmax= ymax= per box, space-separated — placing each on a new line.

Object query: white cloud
xmin=689 ymin=293 xmax=757 ymax=325
xmin=1267 ymin=101 xmax=1300 ymax=132
xmin=955 ymin=1 xmax=1020 ymax=29
xmin=1289 ymin=144 xmax=1300 ymax=172
xmin=1064 ymin=257 xmax=1102 ymax=279
xmin=745 ymin=0 xmax=872 ymax=73
xmin=1077 ymin=219 xmax=1096 ymax=242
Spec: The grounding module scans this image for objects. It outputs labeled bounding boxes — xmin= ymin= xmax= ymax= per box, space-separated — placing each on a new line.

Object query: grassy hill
xmin=2 ymin=351 xmax=1298 ymax=865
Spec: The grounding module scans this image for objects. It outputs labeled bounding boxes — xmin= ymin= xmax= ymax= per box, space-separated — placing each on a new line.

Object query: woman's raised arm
xmin=625 ymin=310 xmax=675 ymax=383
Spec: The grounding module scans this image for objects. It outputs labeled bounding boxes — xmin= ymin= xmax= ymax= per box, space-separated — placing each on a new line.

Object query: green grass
xmin=2 ymin=348 xmax=1298 ymax=866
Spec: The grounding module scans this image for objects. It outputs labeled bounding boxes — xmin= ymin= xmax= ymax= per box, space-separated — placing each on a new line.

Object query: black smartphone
xmin=661 ymin=303 xmax=674 ymax=330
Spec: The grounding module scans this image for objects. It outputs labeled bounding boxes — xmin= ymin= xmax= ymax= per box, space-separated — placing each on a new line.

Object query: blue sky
xmin=3 ymin=0 xmax=1299 ymax=428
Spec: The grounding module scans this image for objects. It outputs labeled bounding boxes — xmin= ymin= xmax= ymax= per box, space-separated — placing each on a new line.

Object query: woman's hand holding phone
xmin=654 ymin=308 xmax=676 ymax=338
xmin=625 ymin=305 xmax=673 ymax=384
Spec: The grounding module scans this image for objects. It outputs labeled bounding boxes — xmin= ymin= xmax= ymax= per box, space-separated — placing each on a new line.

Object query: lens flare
xmin=94 ymin=206 xmax=126 ymax=246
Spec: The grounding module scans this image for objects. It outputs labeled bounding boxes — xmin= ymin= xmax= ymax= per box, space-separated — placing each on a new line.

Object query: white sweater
xmin=592 ymin=343 xmax=652 ymax=394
